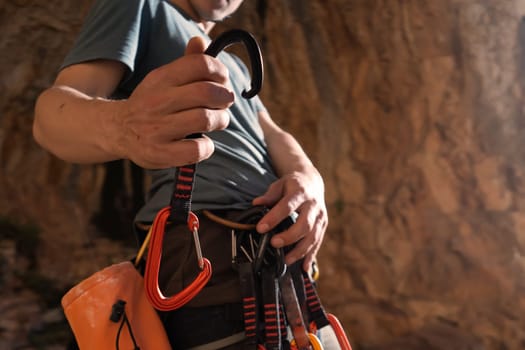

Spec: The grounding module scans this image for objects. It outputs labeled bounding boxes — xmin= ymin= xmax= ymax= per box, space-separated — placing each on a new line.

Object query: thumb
xmin=185 ymin=36 xmax=207 ymax=55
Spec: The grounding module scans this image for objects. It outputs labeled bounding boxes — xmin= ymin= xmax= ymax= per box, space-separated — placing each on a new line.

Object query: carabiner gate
xmin=187 ymin=211 xmax=205 ymax=269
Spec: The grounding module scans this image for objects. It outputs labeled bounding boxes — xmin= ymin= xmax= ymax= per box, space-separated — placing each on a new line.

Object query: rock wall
xmin=2 ymin=0 xmax=525 ymax=349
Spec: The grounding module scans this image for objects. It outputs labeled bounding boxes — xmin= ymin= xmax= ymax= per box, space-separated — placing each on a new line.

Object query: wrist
xmin=99 ymin=98 xmax=129 ymax=161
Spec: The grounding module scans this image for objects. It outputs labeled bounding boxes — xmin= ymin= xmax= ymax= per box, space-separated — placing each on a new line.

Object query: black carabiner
xmin=205 ymin=29 xmax=263 ymax=99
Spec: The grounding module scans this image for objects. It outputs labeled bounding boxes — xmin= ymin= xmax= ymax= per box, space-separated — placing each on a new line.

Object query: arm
xmin=253 ymin=110 xmax=328 ymax=272
xmin=33 ymin=60 xmax=127 ymax=163
xmin=33 ymin=37 xmax=234 ymax=168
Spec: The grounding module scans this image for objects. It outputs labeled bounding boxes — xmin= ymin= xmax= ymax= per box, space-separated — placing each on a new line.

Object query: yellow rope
xmin=134 ymin=226 xmax=153 ymax=267
xmin=202 ymin=209 xmax=256 ymax=230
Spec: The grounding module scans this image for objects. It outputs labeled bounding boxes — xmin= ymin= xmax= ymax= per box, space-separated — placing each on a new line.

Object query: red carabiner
xmin=144 ymin=207 xmax=212 ymax=311
xmin=327 ymin=314 xmax=352 ymax=350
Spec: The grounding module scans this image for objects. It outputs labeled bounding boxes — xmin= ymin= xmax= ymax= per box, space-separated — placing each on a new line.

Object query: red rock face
xmin=2 ymin=0 xmax=525 ymax=349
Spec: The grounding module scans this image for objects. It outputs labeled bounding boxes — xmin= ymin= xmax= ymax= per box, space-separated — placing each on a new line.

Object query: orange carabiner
xmin=144 ymin=207 xmax=212 ymax=311
xmin=290 ymin=333 xmax=323 ymax=350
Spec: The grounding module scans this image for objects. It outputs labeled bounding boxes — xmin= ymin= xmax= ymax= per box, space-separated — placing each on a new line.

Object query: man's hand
xmin=252 ymin=170 xmax=328 ymax=272
xmin=109 ymin=36 xmax=234 ymax=168
xmin=34 ymin=36 xmax=233 ymax=166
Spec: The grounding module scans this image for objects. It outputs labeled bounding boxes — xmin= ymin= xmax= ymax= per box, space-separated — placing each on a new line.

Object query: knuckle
xmin=198 ymin=55 xmax=228 ymax=82
xmin=199 ymin=82 xmax=231 ymax=104
xmin=195 ymin=109 xmax=214 ymax=132
xmin=141 ymin=143 xmax=159 ymax=162
xmin=199 ymin=55 xmax=215 ymax=71
xmin=217 ymin=110 xmax=230 ymax=130
xmin=144 ymin=67 xmax=164 ymax=85
xmin=283 ymin=201 xmax=295 ymax=214
xmin=196 ymin=109 xmax=229 ymax=132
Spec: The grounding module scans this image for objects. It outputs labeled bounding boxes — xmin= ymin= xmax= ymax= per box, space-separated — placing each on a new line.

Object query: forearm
xmin=33 ymin=85 xmax=123 ymax=164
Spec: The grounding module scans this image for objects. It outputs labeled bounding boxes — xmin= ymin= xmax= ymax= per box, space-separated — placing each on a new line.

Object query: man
xmin=33 ymin=0 xmax=327 ymax=348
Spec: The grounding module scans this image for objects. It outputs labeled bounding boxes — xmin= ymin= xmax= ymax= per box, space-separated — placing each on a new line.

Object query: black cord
xmin=112 ymin=300 xmax=140 ymax=350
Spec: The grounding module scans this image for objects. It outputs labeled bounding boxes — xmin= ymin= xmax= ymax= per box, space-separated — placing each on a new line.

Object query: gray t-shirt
xmin=62 ymin=0 xmax=278 ymax=223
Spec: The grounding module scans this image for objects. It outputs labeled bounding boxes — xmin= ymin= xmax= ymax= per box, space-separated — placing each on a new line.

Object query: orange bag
xmin=61 ymin=260 xmax=171 ymax=350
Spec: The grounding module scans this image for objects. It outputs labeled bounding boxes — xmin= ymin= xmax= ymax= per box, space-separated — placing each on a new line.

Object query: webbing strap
xmin=278 ymin=304 xmax=291 ymax=350
xmin=261 ymin=269 xmax=281 ymax=350
xmin=169 ymin=164 xmax=197 ymax=224
xmin=280 ymin=269 xmax=310 ymax=350
xmin=301 ymin=271 xmax=330 ymax=330
xmin=239 ymin=262 xmax=258 ymax=348
xmin=289 ymin=263 xmax=308 ymax=320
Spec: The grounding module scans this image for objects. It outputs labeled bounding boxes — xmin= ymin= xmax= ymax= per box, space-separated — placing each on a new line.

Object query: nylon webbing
xmin=301 ymin=270 xmax=330 ymax=329
xmin=169 ymin=163 xmax=197 ymax=224
xmin=239 ymin=262 xmax=258 ymax=346
xmin=290 ymin=263 xmax=308 ymax=319
xmin=261 ymin=268 xmax=281 ymax=349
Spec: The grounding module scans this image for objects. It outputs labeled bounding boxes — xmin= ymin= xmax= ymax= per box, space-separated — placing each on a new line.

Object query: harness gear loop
xmin=144 ymin=207 xmax=212 ymax=312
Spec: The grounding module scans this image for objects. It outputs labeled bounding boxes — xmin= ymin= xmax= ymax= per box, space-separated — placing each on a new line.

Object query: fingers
xmin=129 ymin=135 xmax=216 ymax=169
xmin=252 ymin=181 xmax=283 ymax=208
xmin=302 ymin=245 xmax=320 ymax=273
xmin=148 ymin=108 xmax=230 ymax=142
xmin=140 ymin=81 xmax=234 ymax=114
xmin=281 ymin=214 xmax=324 ymax=267
xmin=145 ymin=52 xmax=230 ymax=90
xmin=255 ymin=191 xmax=303 ymax=234
xmin=269 ymin=202 xmax=315 ymax=248
xmin=119 ymin=36 xmax=234 ymax=168
xmin=267 ymin=203 xmax=327 ymax=267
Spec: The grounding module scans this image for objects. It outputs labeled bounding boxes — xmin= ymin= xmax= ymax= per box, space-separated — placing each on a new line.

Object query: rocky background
xmin=2 ymin=0 xmax=525 ymax=349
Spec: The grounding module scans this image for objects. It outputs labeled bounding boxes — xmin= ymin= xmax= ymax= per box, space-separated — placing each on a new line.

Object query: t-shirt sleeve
xmin=61 ymin=0 xmax=147 ymax=73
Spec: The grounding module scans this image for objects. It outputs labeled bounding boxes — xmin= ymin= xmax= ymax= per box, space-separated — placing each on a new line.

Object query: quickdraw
xmin=143 ymin=29 xmax=264 ymax=312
